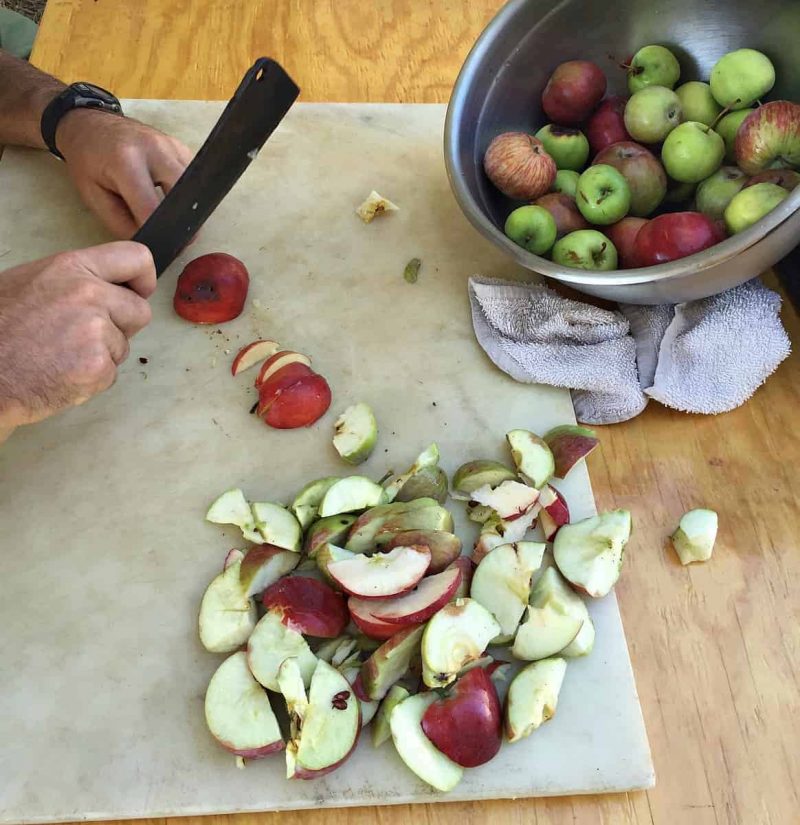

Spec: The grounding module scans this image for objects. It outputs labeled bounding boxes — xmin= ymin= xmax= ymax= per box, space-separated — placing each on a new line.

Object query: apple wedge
xmin=452 ymin=459 xmax=516 ymax=499
xmin=251 ymin=502 xmax=301 ymax=552
xmin=231 ymin=339 xmax=280 ymax=376
xmin=390 ymin=692 xmax=464 ymax=792
xmin=255 ymin=350 xmax=312 ymax=388
xmin=198 ymin=561 xmax=257 ymax=653
xmin=371 ymin=684 xmax=410 ymax=747
xmin=382 ymin=530 xmax=462 ymax=573
xmin=318 ymin=476 xmax=387 ymax=517
xmin=537 ymin=484 xmax=571 ymax=540
xmin=327 ymin=545 xmax=431 ymax=599
xmin=470 ymin=542 xmax=546 ymax=641
xmin=421 ymin=598 xmax=501 ymax=688
xmin=543 ymin=425 xmax=599 ymax=479
xmin=394 ymin=465 xmax=449 ymax=505
xmin=553 ymin=509 xmax=632 ymax=597
xmin=671 ymin=508 xmax=718 ymax=565
xmin=349 ymin=607 xmax=414 ymax=640
xmin=347 ymin=499 xmax=452 ymax=552
xmin=238 ymin=544 xmax=300 ymax=597
xmin=206 ymin=488 xmax=262 ymax=543
xmin=449 ymin=556 xmax=475 ymax=599
xmin=382 ymin=443 xmax=440 ymax=503
xmin=204 ymin=651 xmax=284 ymax=758
xmin=304 ymin=514 xmax=357 ymax=557
xmin=360 ymin=624 xmax=424 ymax=701
xmin=315 ymin=543 xmax=358 ymax=586
xmin=504 ymin=657 xmax=567 ymax=743
xmin=470 ymin=480 xmax=540 ymax=521
xmin=290 ymin=476 xmax=339 ymax=530
xmin=506 ymin=429 xmax=556 ymax=488
xmin=511 ymin=603 xmax=582 ymax=661
xmin=333 ymin=403 xmax=378 ymax=465
xmin=247 ymin=610 xmax=317 ymax=690
xmin=262 ymin=576 xmax=349 ymax=638
xmin=530 ymin=566 xmax=595 ymax=657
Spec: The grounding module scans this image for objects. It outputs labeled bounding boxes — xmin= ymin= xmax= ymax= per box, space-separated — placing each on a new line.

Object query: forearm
xmin=0 ymin=49 xmax=65 ymax=149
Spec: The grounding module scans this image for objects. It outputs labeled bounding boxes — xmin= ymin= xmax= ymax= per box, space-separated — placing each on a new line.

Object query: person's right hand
xmin=0 ymin=241 xmax=155 ymax=441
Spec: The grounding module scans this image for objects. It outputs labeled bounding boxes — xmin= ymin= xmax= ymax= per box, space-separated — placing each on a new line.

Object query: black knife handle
xmin=133 ymin=58 xmax=300 ymax=276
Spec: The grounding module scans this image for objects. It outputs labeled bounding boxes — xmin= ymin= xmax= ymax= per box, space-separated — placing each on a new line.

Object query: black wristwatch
xmin=40 ymin=82 xmax=123 ymax=160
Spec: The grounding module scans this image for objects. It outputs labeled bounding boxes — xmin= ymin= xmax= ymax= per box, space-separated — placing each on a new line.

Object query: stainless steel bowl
xmin=444 ymin=0 xmax=800 ymax=304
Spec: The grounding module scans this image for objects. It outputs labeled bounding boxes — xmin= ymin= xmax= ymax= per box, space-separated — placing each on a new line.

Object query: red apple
xmin=743 ymin=169 xmax=800 ymax=192
xmin=734 ymin=100 xmax=800 ymax=175
xmin=262 ymin=373 xmax=332 ymax=429
xmin=593 ymin=141 xmax=667 ymax=216
xmin=533 ymin=193 xmax=589 ymax=239
xmin=420 ymin=666 xmax=502 ymax=768
xmin=483 ymin=132 xmax=557 ymax=200
xmin=586 ymin=95 xmax=631 ymax=155
xmin=606 ymin=217 xmax=649 ymax=268
xmin=173 ymin=253 xmax=249 ymax=324
xmin=541 ymin=60 xmax=607 ymax=126
xmin=231 ymin=339 xmax=280 ymax=376
xmin=262 ymin=576 xmax=348 ymax=638
xmin=256 ymin=363 xmax=316 ymax=415
xmin=256 ymin=350 xmax=312 ymax=388
xmin=635 ymin=211 xmax=726 ymax=267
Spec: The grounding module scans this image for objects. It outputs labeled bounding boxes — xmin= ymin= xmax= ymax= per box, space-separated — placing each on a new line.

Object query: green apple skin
xmin=553 ymin=169 xmax=580 ymax=197
xmin=624 ymin=86 xmax=683 ymax=144
xmin=552 ymin=230 xmax=618 ymax=271
xmin=723 ymin=182 xmax=789 ymax=234
xmin=675 ymin=81 xmax=722 ymax=126
xmin=576 ymin=164 xmax=631 ymax=225
xmin=627 ymin=45 xmax=681 ymax=93
xmin=504 ymin=205 xmax=558 ymax=255
xmin=535 ymin=125 xmax=590 ymax=171
xmin=661 ymin=122 xmax=725 ymax=183
xmin=710 ymin=49 xmax=775 ymax=110
xmin=695 ymin=167 xmax=748 ymax=220
xmin=715 ymin=109 xmax=754 ymax=162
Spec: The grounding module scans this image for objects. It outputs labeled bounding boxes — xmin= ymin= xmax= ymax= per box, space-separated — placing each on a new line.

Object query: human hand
xmin=0 ymin=241 xmax=155 ymax=440
xmin=56 ymin=109 xmax=194 ymax=238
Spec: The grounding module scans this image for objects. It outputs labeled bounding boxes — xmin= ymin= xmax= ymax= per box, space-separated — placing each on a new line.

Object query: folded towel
xmin=469 ymin=276 xmax=791 ymax=425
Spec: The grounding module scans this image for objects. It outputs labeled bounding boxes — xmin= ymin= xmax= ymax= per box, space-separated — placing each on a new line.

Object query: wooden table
xmin=30 ymin=2 xmax=800 ymax=823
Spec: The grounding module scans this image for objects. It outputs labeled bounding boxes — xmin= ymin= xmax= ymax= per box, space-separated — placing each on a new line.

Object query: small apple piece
xmin=472 ymin=508 xmax=538 ymax=565
xmin=314 ymin=635 xmax=354 ymax=664
xmin=305 ymin=514 xmax=357 ymax=557
xmin=624 ymin=86 xmax=683 ymax=144
xmin=543 ymin=424 xmax=599 ymax=478
xmin=483 ymin=132 xmax=557 ymax=201
xmin=390 ymin=692 xmax=464 ymax=792
xmin=470 ymin=480 xmax=540 ymax=521
xmin=328 ymin=545 xmax=431 ymax=599
xmin=360 ymin=624 xmax=424 ymax=701
xmin=671 ymin=508 xmax=718 ymax=565
xmin=262 ymin=576 xmax=349 ymax=638
xmin=606 ymin=217 xmax=648 ymax=269
xmin=261 ymin=372 xmax=332 ymax=429
xmin=695 ymin=166 xmax=748 ymax=220
xmin=449 ymin=556 xmax=475 ymax=599
xmin=256 ymin=351 xmax=313 ymax=388
xmin=382 ymin=530 xmax=462 ymax=573
xmin=634 ymin=211 xmax=725 ymax=266
xmin=535 ymin=125 xmax=590 ymax=171
xmin=553 ymin=509 xmax=632 ymax=597
xmin=251 ymin=502 xmax=301 ymax=551
xmin=319 ymin=476 xmax=387 ymax=517
xmin=675 ymin=81 xmax=722 ymax=126
xmin=734 ymin=100 xmax=800 ymax=175
xmin=511 ymin=602 xmax=582 ymax=661
xmin=394 ymin=465 xmax=449 ymax=505
xmin=452 ymin=459 xmax=516 ymax=498
xmin=586 ymin=95 xmax=632 ymax=155
xmin=506 ymin=428 xmax=556 ymax=488
xmin=198 ymin=561 xmax=257 ymax=653
xmin=238 ymin=544 xmax=300 ymax=597
xmin=715 ymin=108 xmax=753 ymax=162
xmin=356 ymin=190 xmax=399 ymax=223
xmin=552 ymin=229 xmax=618 ymax=271
xmin=173 ymin=253 xmax=249 ymax=324
xmin=541 ymin=60 xmax=607 ymax=126
xmin=223 ymin=548 xmax=245 ymax=571
xmin=467 ymin=503 xmax=495 ymax=524
xmin=248 ymin=611 xmax=317 ymax=690
xmin=382 ymin=443 xmax=441 ymax=503
xmin=421 ymin=598 xmax=501 ymax=689
xmin=627 ymin=45 xmax=680 ymax=93
xmin=724 ymin=183 xmax=789 ymax=234
xmin=206 ymin=488 xmax=261 ymax=543
xmin=537 ymin=484 xmax=571 ymax=541
xmin=504 ymin=205 xmax=558 ymax=255
xmin=530 ymin=566 xmax=595 ymax=657
xmin=553 ymin=169 xmax=580 ymax=197
xmin=504 ymin=657 xmax=567 ymax=743
xmin=333 ymin=403 xmax=378 ymax=465
xmin=744 ymin=169 xmax=800 ymax=192
xmin=710 ymin=49 xmax=775 ymax=110
xmin=576 ymin=164 xmax=632 ymax=225
xmin=371 ymin=684 xmax=410 ymax=747
xmin=231 ymin=339 xmax=280 ymax=376
xmin=533 ymin=192 xmax=590 ymax=239
xmin=592 ymin=141 xmax=667 ymax=217
xmin=204 ymin=652 xmax=284 ymax=758
xmin=661 ymin=121 xmax=725 ymax=183
xmin=290 ymin=476 xmax=340 ymax=530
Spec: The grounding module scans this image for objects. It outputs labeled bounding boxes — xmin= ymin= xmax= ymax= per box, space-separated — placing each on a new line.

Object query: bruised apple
xmin=586 ymin=96 xmax=631 ymax=155
xmin=174 ymin=253 xmax=249 ymax=323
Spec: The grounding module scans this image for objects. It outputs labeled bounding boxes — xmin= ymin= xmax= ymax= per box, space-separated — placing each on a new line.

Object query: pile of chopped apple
xmin=199 ymin=427 xmax=636 ymax=790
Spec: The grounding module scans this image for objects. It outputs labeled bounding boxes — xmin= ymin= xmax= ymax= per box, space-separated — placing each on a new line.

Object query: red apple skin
xmin=421 ymin=667 xmax=502 ymax=767
xmin=256 ymin=364 xmax=316 ymax=416
xmin=216 ymin=738 xmax=285 ymax=759
xmin=541 ymin=60 xmax=607 ymax=126
xmin=593 ymin=141 xmax=667 ymax=217
xmin=606 ymin=217 xmax=649 ymax=268
xmin=173 ymin=253 xmax=249 ymax=324
xmin=734 ymin=101 xmax=800 ymax=175
xmin=261 ymin=373 xmax=332 ymax=429
xmin=635 ymin=212 xmax=726 ymax=267
xmin=382 ymin=530 xmax=462 ymax=574
xmin=586 ymin=96 xmax=631 ymax=155
xmin=743 ymin=169 xmax=800 ymax=192
xmin=542 ymin=484 xmax=570 ymax=526
xmin=533 ymin=193 xmax=590 ymax=239
xmin=351 ymin=673 xmax=370 ymax=702
xmin=262 ymin=576 xmax=348 ymax=638
xmin=483 ymin=133 xmax=557 ymax=200
xmin=349 ymin=607 xmax=415 ymax=640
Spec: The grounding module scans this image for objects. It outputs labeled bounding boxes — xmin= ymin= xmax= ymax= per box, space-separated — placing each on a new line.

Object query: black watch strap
xmin=40 ymin=82 xmax=123 ymax=160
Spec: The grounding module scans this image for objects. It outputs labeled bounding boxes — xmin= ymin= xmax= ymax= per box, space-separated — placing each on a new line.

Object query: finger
xmin=102 ymin=320 xmax=130 ymax=366
xmin=71 ymin=241 xmax=157 ymax=298
xmin=80 ymin=185 xmax=139 ymax=239
xmin=148 ymin=144 xmax=189 ymax=195
xmin=113 ymin=151 xmax=162 ymax=228
xmin=101 ymin=282 xmax=153 ymax=338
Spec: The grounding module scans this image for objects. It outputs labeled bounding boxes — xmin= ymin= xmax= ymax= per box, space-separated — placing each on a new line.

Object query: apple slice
xmin=262 ymin=576 xmax=349 ymax=638
xmin=231 ymin=339 xmax=280 ymax=376
xmin=348 ymin=500 xmax=453 ymax=552
xmin=360 ymin=624 xmax=424 ymax=701
xmin=206 ymin=488 xmax=262 ymax=543
xmin=356 ymin=190 xmax=400 ymax=223
xmin=394 ymin=465 xmax=449 ymax=505
xmin=304 ymin=514 xmax=357 ymax=557
xmin=346 ymin=673 xmax=379 ymax=727
xmin=315 ymin=543 xmax=357 ymax=585
xmin=671 ymin=508 xmax=718 ymax=565
xmin=247 ymin=610 xmax=317 ymax=690
xmin=255 ymin=350 xmax=312 ymax=388
xmin=382 ymin=530 xmax=462 ymax=573
xmin=537 ymin=484 xmax=571 ymax=540
xmin=506 ymin=429 xmax=556 ymax=488
xmin=349 ymin=606 xmax=414 ymax=640
xmin=530 ymin=566 xmax=595 ymax=657
xmin=553 ymin=509 xmax=632 ymax=597
xmin=256 ymin=364 xmax=316 ymax=415
xmin=333 ymin=403 xmax=379 ymax=465
xmin=314 ymin=635 xmax=353 ymax=663
xmin=382 ymin=443 xmax=440 ymax=503
xmin=470 ymin=480 xmax=540 ymax=521
xmin=504 ymin=657 xmax=567 ymax=743
xmin=470 ymin=542 xmax=546 ymax=640
xmin=318 ymin=476 xmax=387 ymax=517
xmin=238 ymin=544 xmax=300 ymax=597
xmin=511 ymin=603 xmax=583 ymax=661
xmin=198 ymin=561 xmax=257 ymax=653
xmin=223 ymin=548 xmax=245 ymax=571
xmin=420 ymin=666 xmax=502 ymax=768
xmin=327 ymin=545 xmax=431 ymax=599
xmin=389 ymin=692 xmax=464 ymax=792
xmin=251 ymin=502 xmax=301 ymax=552
xmin=449 ymin=556 xmax=475 ymax=599
xmin=452 ymin=459 xmax=517 ymax=499
xmin=204 ymin=651 xmax=284 ymax=758
xmin=371 ymin=684 xmax=410 ymax=747
xmin=543 ymin=425 xmax=599 ymax=479
xmin=421 ymin=598 xmax=501 ymax=688
xmin=290 ymin=476 xmax=339 ymax=530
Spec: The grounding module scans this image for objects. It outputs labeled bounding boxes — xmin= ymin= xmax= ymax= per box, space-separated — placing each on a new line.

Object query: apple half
xmin=543 ymin=425 xmax=599 ymax=479
xmin=198 ymin=560 xmax=257 ymax=653
xmin=247 ymin=610 xmax=317 ymax=690
xmin=206 ymin=488 xmax=261 ymax=543
xmin=371 ymin=684 xmax=410 ymax=747
xmin=470 ymin=480 xmax=540 ymax=521
xmin=382 ymin=443 xmax=440 ymax=503
xmin=304 ymin=514 xmax=357 ymax=557
xmin=318 ymin=476 xmax=387 ymax=517
xmin=504 ymin=657 xmax=567 ymax=743
xmin=231 ymin=339 xmax=280 ymax=376
xmin=251 ymin=501 xmax=301 ymax=551
xmin=381 ymin=530 xmax=462 ymax=573
xmin=671 ymin=508 xmax=718 ymax=565
xmin=262 ymin=576 xmax=349 ymax=638
xmin=327 ymin=545 xmax=431 ymax=599
xmin=290 ymin=476 xmax=339 ymax=530
xmin=506 ymin=429 xmax=556 ymax=488
xmin=360 ymin=624 xmax=424 ymax=701
xmin=333 ymin=403 xmax=379 ymax=465
xmin=530 ymin=566 xmax=595 ymax=657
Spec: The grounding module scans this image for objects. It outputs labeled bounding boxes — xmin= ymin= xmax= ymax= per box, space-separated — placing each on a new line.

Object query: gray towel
xmin=469 ymin=276 xmax=791 ymax=425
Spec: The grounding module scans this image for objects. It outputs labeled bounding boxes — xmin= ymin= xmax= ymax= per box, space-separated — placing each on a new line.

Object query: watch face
xmin=73 ymin=82 xmax=119 ymax=106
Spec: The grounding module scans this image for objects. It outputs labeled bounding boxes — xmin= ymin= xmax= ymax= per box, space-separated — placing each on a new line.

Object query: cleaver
xmin=133 ymin=58 xmax=299 ymax=276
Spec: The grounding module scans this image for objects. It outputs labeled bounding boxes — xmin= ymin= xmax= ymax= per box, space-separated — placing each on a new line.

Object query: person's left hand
xmin=55 ymin=109 xmax=195 ymax=238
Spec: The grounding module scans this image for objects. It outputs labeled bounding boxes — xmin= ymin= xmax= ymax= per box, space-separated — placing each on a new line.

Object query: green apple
xmin=551 ymin=229 xmax=618 ymax=271
xmin=723 ymin=182 xmax=789 ymax=234
xmin=624 ymin=86 xmax=683 ymax=144
xmin=627 ymin=45 xmax=680 ymax=93
xmin=695 ymin=166 xmax=748 ymax=219
xmin=535 ymin=124 xmax=590 ymax=171
xmin=575 ymin=164 xmax=631 ymax=225
xmin=661 ymin=122 xmax=725 ymax=183
xmin=675 ymin=81 xmax=722 ymax=126
xmin=710 ymin=49 xmax=775 ymax=110
xmin=553 ymin=169 xmax=580 ymax=197
xmin=715 ymin=109 xmax=754 ymax=162
xmin=504 ymin=205 xmax=558 ymax=255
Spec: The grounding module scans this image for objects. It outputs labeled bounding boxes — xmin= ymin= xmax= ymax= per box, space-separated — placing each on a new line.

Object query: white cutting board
xmin=0 ymin=103 xmax=653 ymax=823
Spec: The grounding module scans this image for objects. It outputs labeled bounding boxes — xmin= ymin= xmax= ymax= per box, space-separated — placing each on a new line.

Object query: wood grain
xmin=31 ymin=2 xmax=800 ymax=824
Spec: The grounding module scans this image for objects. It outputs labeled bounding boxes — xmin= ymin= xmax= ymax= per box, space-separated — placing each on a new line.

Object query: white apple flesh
xmin=671 ymin=508 xmax=718 ymax=564
xmin=360 ymin=624 xmax=425 ymax=700
xmin=290 ymin=476 xmax=339 ymax=530
xmin=206 ymin=488 xmax=262 ymax=543
xmin=470 ymin=480 xmax=540 ymax=521
xmin=505 ymin=657 xmax=567 ymax=743
xmin=223 ymin=548 xmax=245 ymax=571
xmin=318 ymin=476 xmax=387 ymax=517
xmin=230 ymin=339 xmax=280 ymax=376
xmin=251 ymin=502 xmax=301 ymax=551
xmin=198 ymin=561 xmax=257 ymax=653
xmin=327 ymin=544 xmax=431 ymax=599
xmin=506 ymin=429 xmax=556 ymax=488
xmin=530 ymin=566 xmax=595 ymax=657
xmin=511 ymin=603 xmax=583 ymax=661
xmin=238 ymin=544 xmax=300 ymax=597
xmin=371 ymin=684 xmax=410 ymax=747
xmin=247 ymin=610 xmax=317 ymax=691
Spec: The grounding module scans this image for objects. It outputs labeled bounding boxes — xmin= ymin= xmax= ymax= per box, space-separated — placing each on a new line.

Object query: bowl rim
xmin=443 ymin=0 xmax=800 ymax=288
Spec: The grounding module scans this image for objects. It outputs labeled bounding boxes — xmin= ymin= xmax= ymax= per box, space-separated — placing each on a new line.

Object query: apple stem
xmin=710 ymin=105 xmax=733 ymax=130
